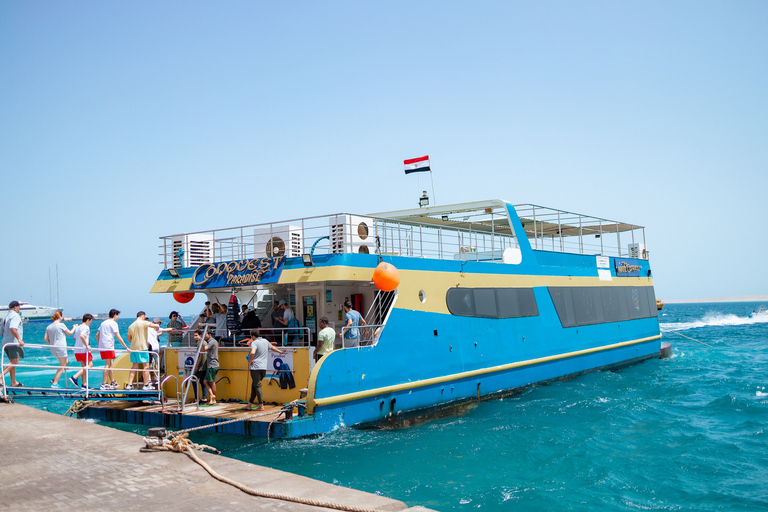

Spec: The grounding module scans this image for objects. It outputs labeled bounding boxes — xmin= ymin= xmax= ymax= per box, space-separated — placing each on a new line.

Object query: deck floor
xmin=91 ymin=398 xmax=287 ymax=422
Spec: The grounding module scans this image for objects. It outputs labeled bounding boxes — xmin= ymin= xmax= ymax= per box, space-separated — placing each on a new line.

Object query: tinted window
xmin=446 ymin=288 xmax=474 ymax=316
xmin=548 ymin=286 xmax=657 ymax=327
xmin=446 ymin=288 xmax=538 ymax=319
xmin=474 ymin=288 xmax=498 ymax=318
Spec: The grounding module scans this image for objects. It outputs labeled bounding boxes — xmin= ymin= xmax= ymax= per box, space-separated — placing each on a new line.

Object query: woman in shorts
xmin=44 ymin=311 xmax=75 ymax=388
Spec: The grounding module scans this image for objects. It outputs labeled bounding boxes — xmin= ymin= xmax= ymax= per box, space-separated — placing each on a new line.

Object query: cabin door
xmin=300 ymin=294 xmax=319 ymax=347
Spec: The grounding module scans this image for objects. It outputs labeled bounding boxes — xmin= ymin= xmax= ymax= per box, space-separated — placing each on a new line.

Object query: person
xmin=126 ymin=311 xmax=159 ymax=390
xmin=70 ymin=314 xmax=95 ymax=389
xmin=199 ymin=330 xmax=219 ymax=404
xmin=167 ymin=311 xmax=187 ymax=346
xmin=239 ymin=304 xmax=248 ymax=323
xmin=207 ymin=298 xmax=227 ymax=339
xmin=96 ymin=309 xmax=128 ymax=390
xmin=44 ymin=311 xmax=74 ymax=388
xmin=1 ymin=300 xmax=25 ymax=387
xmin=147 ymin=317 xmax=173 ymax=384
xmin=339 ymin=300 xmax=366 ymax=348
xmin=191 ymin=330 xmax=209 ymax=402
xmin=274 ymin=299 xmax=294 ymax=344
xmin=244 ymin=328 xmax=285 ymax=411
xmin=315 ymin=316 xmax=335 ymax=362
xmin=240 ymin=309 xmax=262 ymax=331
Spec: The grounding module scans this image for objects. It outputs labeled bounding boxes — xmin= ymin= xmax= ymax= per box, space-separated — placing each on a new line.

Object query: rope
xmin=143 ymin=432 xmax=383 ymax=512
xmin=65 ymin=400 xmax=93 ymax=417
xmin=660 ymin=328 xmax=713 ymax=348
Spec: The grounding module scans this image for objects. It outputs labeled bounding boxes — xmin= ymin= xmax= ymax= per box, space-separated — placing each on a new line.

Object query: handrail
xmin=0 ymin=342 xmax=161 ymax=400
xmin=340 ymin=324 xmax=385 ymax=348
xmin=160 ymin=374 xmax=179 ymax=412
xmin=180 ymin=324 xmax=209 ymax=408
xmin=180 ymin=374 xmax=201 ymax=413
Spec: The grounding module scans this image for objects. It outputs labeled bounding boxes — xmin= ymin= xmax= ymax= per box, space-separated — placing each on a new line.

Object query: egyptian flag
xmin=404 ymin=155 xmax=430 ymax=174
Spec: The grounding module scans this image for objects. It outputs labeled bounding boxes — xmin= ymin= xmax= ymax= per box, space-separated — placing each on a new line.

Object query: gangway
xmin=1 ymin=342 xmax=162 ymax=403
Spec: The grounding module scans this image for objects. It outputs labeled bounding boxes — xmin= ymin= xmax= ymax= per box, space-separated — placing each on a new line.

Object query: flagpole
xmin=429 ymin=170 xmax=436 ymax=205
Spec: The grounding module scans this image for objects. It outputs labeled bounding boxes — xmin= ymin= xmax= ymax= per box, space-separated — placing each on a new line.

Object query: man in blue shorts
xmin=126 ymin=311 xmax=159 ymax=390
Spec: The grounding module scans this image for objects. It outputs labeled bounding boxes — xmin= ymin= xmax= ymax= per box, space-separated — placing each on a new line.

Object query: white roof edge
xmin=368 ymin=199 xmax=511 ymax=219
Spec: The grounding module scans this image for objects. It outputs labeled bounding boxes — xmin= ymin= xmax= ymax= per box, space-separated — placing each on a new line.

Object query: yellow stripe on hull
xmin=307 ymin=334 xmax=661 ymax=412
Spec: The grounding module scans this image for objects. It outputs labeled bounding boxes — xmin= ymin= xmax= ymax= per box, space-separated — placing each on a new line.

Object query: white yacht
xmin=0 ymin=303 xmax=63 ymax=322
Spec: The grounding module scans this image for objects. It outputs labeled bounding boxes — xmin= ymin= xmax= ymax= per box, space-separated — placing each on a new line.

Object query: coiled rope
xmin=144 ymin=417 xmax=383 ymax=512
xmin=65 ymin=400 xmax=93 ymax=417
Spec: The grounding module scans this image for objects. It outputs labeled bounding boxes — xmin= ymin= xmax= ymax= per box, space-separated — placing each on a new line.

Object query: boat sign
xmin=190 ymin=256 xmax=285 ymax=289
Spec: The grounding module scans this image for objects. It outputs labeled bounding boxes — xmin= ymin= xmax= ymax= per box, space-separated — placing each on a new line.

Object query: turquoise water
xmin=7 ymin=304 xmax=768 ymax=511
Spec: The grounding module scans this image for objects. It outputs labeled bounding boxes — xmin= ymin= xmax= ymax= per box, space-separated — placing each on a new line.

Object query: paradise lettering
xmin=192 ymin=256 xmax=284 ymax=287
xmin=616 ymin=262 xmax=642 ymax=274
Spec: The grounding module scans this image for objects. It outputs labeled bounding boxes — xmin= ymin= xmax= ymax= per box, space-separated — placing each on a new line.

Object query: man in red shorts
xmin=96 ymin=309 xmax=128 ymax=390
xmin=70 ymin=314 xmax=94 ymax=389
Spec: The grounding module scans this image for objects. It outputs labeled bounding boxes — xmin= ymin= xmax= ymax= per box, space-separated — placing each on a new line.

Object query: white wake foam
xmin=661 ymin=311 xmax=768 ymax=331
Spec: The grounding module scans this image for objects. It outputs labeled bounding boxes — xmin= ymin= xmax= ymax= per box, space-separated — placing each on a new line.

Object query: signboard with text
xmin=190 ymin=256 xmax=285 ymax=290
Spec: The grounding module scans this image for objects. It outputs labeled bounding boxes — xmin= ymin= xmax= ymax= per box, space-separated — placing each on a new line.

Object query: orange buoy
xmin=173 ymin=292 xmax=195 ymax=304
xmin=372 ymin=262 xmax=400 ymax=291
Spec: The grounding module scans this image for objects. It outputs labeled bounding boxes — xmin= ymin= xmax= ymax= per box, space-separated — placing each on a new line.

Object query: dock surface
xmin=0 ymin=402 xmax=425 ymax=511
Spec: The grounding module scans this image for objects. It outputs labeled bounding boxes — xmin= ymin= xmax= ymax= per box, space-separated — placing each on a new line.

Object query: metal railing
xmin=159 ymin=204 xmax=648 ymax=270
xmin=340 ymin=324 xmax=385 ymax=348
xmin=514 ymin=204 xmax=648 ymax=259
xmin=159 ymin=212 xmax=522 ymax=269
xmin=0 ymin=343 xmax=161 ymax=400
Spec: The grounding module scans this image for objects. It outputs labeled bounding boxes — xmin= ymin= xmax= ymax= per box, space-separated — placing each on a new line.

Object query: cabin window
xmin=548 ymin=285 xmax=658 ymax=328
xmin=446 ymin=287 xmax=539 ymax=319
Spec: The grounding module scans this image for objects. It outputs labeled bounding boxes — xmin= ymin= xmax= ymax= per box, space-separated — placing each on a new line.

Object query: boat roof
xmin=371 ymin=199 xmax=643 ymax=238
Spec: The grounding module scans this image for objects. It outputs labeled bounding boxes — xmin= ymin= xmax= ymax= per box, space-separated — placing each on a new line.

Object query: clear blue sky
xmin=1 ymin=1 xmax=766 ymax=316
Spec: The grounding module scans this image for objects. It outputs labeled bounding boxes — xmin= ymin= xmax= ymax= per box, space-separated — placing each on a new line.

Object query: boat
xmin=749 ymin=306 xmax=766 ymax=318
xmin=657 ymin=299 xmax=664 ymax=310
xmin=84 ymin=199 xmax=662 ymax=438
xmin=0 ymin=302 xmax=62 ymax=322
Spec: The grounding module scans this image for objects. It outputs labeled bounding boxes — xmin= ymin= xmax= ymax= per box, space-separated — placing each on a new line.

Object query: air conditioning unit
xmin=254 ymin=225 xmax=303 ymax=258
xmin=628 ymin=243 xmax=648 ymax=260
xmin=330 ymin=215 xmax=374 ymax=254
xmin=170 ymin=234 xmax=214 ymax=269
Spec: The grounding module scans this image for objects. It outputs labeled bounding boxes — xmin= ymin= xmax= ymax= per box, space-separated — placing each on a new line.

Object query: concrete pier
xmin=0 ymin=402 xmax=430 ymax=511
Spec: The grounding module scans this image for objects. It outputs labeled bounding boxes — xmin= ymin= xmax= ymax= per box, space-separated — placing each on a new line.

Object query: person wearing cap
xmin=146 ymin=317 xmax=173 ymax=385
xmin=315 ymin=316 xmax=335 ymax=362
xmin=199 ymin=329 xmax=220 ymax=404
xmin=274 ymin=299 xmax=295 ymax=346
xmin=126 ymin=311 xmax=160 ymax=390
xmin=1 ymin=300 xmax=25 ymax=386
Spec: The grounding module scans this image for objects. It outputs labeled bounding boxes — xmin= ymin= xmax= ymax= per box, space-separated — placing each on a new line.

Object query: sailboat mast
xmin=56 ymin=264 xmax=61 ymax=309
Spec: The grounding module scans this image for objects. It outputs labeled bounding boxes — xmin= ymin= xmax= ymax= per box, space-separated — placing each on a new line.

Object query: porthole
xmin=419 ymin=290 xmax=426 ymax=303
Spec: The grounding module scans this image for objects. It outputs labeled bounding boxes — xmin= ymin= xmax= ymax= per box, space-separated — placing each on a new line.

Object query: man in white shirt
xmin=96 ymin=309 xmax=128 ymax=390
xmin=147 ymin=318 xmax=173 ymax=385
xmin=1 ymin=300 xmax=25 ymax=387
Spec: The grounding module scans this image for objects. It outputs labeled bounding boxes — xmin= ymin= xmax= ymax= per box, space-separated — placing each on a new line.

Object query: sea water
xmin=7 ymin=304 xmax=768 ymax=511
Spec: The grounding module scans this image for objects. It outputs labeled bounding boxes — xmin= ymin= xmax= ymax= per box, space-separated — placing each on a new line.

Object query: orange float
xmin=372 ymin=262 xmax=400 ymax=291
xmin=173 ymin=292 xmax=195 ymax=304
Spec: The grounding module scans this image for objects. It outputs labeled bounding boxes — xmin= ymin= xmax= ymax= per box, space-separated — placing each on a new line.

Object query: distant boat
xmin=0 ymin=302 xmax=63 ymax=322
xmin=656 ymin=299 xmax=664 ymax=311
xmin=749 ymin=306 xmax=766 ymax=319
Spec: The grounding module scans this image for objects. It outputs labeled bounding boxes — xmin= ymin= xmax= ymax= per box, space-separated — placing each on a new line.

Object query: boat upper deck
xmin=158 ymin=199 xmax=648 ymax=271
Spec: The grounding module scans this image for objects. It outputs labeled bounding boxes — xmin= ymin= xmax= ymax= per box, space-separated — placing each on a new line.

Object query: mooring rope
xmin=660 ymin=328 xmax=713 ymax=348
xmin=65 ymin=400 xmax=93 ymax=417
xmin=143 ymin=431 xmax=382 ymax=512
